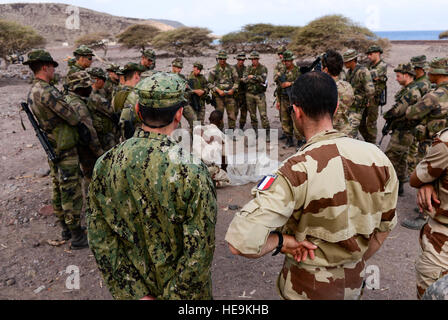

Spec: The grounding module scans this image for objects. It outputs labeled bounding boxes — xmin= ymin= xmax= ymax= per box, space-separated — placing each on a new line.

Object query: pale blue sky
xmin=1 ymin=0 xmax=447 ymax=35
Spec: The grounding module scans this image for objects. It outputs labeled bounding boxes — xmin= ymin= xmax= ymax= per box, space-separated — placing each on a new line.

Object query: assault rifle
xmin=20 ymin=102 xmax=59 ymax=163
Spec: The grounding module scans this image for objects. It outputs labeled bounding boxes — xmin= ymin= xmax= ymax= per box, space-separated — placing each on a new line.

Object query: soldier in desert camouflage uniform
xmin=233 ymin=52 xmax=248 ymax=130
xmin=87 ymin=72 xmax=217 ymax=300
xmin=226 ymin=72 xmax=398 ymax=300
xmin=24 ymin=50 xmax=88 ymax=249
xmin=188 ymin=62 xmax=209 ymax=125
xmin=409 ymin=127 xmax=448 ymax=299
xmin=383 ymin=63 xmax=421 ymax=196
xmin=343 ymin=49 xmax=376 ymax=140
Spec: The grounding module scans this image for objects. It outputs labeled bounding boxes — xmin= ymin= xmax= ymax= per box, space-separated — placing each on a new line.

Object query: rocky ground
xmin=1 ymin=43 xmax=447 ymax=300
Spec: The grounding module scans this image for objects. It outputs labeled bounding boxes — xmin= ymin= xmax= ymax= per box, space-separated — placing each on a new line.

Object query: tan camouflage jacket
xmin=226 ymin=130 xmax=398 ymax=268
xmin=368 ymin=59 xmax=388 ymax=97
xmin=207 ymin=63 xmax=239 ymax=93
xmin=333 ymin=79 xmax=354 ymax=132
xmin=346 ymin=65 xmax=375 ymax=109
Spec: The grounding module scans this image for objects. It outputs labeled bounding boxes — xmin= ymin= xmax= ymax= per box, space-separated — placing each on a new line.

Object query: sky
xmin=1 ymin=0 xmax=447 ymax=35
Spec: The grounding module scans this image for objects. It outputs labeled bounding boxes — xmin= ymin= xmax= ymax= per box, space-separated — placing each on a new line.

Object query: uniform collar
xmin=299 ymin=129 xmax=347 ymax=152
xmin=134 ymin=127 xmax=178 ymax=145
xmin=371 ymin=59 xmax=384 ymax=68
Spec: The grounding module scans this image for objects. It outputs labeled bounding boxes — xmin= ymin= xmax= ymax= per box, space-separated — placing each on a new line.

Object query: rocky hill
xmin=0 ymin=2 xmax=184 ymax=46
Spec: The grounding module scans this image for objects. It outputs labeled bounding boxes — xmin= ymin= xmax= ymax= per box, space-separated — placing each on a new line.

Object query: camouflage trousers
xmin=197 ymin=103 xmax=206 ymax=125
xmin=183 ymin=105 xmax=198 ymax=129
xmin=235 ymin=94 xmax=248 ymax=129
xmin=78 ymin=146 xmax=100 ymax=210
xmin=385 ymin=130 xmax=414 ymax=183
xmin=407 ymin=139 xmax=431 ymax=177
xmin=346 ymin=108 xmax=364 ymax=139
xmin=246 ymin=92 xmax=270 ymax=130
xmin=279 ymin=96 xmax=301 ymax=140
xmin=416 ymin=220 xmax=448 ymax=299
xmin=215 ymin=95 xmax=236 ymax=129
xmin=277 ymin=257 xmax=366 ymax=300
xmin=49 ymin=148 xmax=83 ymax=230
xmin=359 ymin=104 xmax=379 ymax=144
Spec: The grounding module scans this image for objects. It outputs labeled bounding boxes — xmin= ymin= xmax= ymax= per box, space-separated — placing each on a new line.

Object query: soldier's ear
xmin=136 ymin=103 xmax=143 ymax=121
xmin=334 ymin=101 xmax=340 ymax=116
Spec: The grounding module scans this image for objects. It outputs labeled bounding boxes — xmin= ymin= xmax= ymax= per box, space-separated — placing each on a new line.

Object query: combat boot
xmin=70 ymin=227 xmax=89 ymax=250
xmin=285 ymin=136 xmax=294 ymax=148
xmin=60 ymin=221 xmax=71 ymax=241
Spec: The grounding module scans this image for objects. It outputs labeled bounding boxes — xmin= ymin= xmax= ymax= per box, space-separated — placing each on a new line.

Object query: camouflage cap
xmin=193 ymin=62 xmax=203 ymax=71
xmin=23 ymin=49 xmax=59 ymax=67
xmin=366 ymin=45 xmax=383 ymax=54
xmin=235 ymin=52 xmax=246 ymax=60
xmin=66 ymin=71 xmax=92 ymax=91
xmin=428 ymin=57 xmax=448 ymax=75
xmin=411 ymin=55 xmax=428 ymax=69
xmin=141 ymin=49 xmax=156 ymax=60
xmin=122 ymin=62 xmax=146 ymax=74
xmin=282 ymin=50 xmax=295 ymax=61
xmin=73 ymin=45 xmax=94 ymax=57
xmin=172 ymin=58 xmax=184 ymax=69
xmin=106 ymin=63 xmax=120 ymax=72
xmin=216 ymin=50 xmax=228 ymax=60
xmin=249 ymin=51 xmax=260 ymax=59
xmin=395 ymin=63 xmax=416 ymax=76
xmin=393 ymin=64 xmax=404 ymax=73
xmin=135 ymin=72 xmax=188 ymax=109
xmin=343 ymin=49 xmax=358 ymax=63
xmin=88 ymin=67 xmax=107 ymax=80
xmin=277 ymin=46 xmax=287 ymax=55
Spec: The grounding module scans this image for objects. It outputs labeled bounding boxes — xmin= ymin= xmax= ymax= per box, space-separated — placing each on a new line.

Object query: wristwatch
xmin=270 ymin=231 xmax=284 ymax=256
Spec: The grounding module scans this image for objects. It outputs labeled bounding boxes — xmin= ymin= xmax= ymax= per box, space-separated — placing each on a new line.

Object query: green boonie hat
xmin=122 ymin=62 xmax=146 ymax=74
xmin=282 ymin=50 xmax=295 ymax=61
xmin=216 ymin=50 xmax=228 ymax=59
xmin=23 ymin=49 xmax=59 ymax=67
xmin=394 ymin=64 xmax=404 ymax=73
xmin=366 ymin=45 xmax=383 ymax=54
xmin=235 ymin=52 xmax=246 ymax=60
xmin=88 ymin=67 xmax=107 ymax=80
xmin=116 ymin=66 xmax=125 ymax=75
xmin=277 ymin=46 xmax=287 ymax=55
xmin=249 ymin=51 xmax=260 ymax=59
xmin=193 ymin=62 xmax=203 ymax=70
xmin=411 ymin=55 xmax=428 ymax=69
xmin=66 ymin=71 xmax=92 ymax=91
xmin=141 ymin=49 xmax=156 ymax=60
xmin=172 ymin=58 xmax=183 ymax=68
xmin=106 ymin=63 xmax=120 ymax=72
xmin=135 ymin=72 xmax=188 ymax=109
xmin=428 ymin=57 xmax=448 ymax=75
xmin=73 ymin=45 xmax=94 ymax=57
xmin=395 ymin=63 xmax=415 ymax=76
xmin=343 ymin=49 xmax=358 ymax=63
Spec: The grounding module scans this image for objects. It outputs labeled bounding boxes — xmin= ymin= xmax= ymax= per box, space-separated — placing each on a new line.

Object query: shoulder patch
xmin=257 ymin=175 xmax=277 ymax=191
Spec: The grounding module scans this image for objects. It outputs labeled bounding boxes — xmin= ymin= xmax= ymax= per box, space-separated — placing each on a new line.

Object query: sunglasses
xmin=87 ymin=56 xmax=93 ymax=61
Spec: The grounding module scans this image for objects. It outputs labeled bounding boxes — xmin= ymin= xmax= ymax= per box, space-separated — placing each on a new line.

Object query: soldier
xmin=383 ymin=63 xmax=421 ymax=197
xmin=24 ymin=50 xmax=88 ymax=249
xmin=208 ymin=50 xmax=239 ymax=130
xmin=87 ymin=72 xmax=217 ymax=300
xmin=141 ymin=49 xmax=156 ymax=72
xmin=409 ymin=128 xmax=448 ymax=299
xmin=321 ymin=50 xmax=355 ymax=137
xmin=233 ymin=52 xmax=248 ymax=130
xmin=343 ymin=49 xmax=376 ymax=141
xmin=103 ymin=64 xmax=120 ymax=103
xmin=88 ymin=67 xmax=108 ymax=99
xmin=242 ymin=51 xmax=270 ymax=141
xmin=274 ymin=50 xmax=301 ymax=147
xmin=363 ymin=45 xmax=388 ymax=143
xmin=67 ymin=45 xmax=94 ymax=76
xmin=188 ymin=62 xmax=209 ymax=124
xmin=225 ymin=72 xmax=398 ymax=300
xmin=274 ymin=46 xmax=287 ymax=139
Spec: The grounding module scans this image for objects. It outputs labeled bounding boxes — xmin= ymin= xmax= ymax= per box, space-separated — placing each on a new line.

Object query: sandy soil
xmin=1 ymin=42 xmax=447 ymax=300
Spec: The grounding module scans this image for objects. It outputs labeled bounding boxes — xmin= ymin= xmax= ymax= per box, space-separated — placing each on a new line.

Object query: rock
xmin=33 ymin=285 xmax=45 ymax=294
xmin=6 ymin=278 xmax=16 ymax=286
xmin=34 ymin=168 xmax=50 ymax=178
xmin=228 ymin=205 xmax=240 ymax=211
xmin=38 ymin=205 xmax=54 ymax=217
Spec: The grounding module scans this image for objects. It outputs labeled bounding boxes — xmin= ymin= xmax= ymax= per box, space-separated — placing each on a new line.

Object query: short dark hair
xmin=138 ymin=104 xmax=182 ymax=128
xmin=29 ymin=61 xmax=53 ymax=74
xmin=124 ymin=71 xmax=139 ymax=81
xmin=291 ymin=71 xmax=338 ymax=120
xmin=209 ymin=110 xmax=223 ymax=124
xmin=322 ymin=50 xmax=344 ymax=77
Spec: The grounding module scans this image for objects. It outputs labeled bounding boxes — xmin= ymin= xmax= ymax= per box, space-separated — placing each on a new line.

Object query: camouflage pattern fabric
xmin=103 ymin=77 xmax=119 ymax=103
xmin=225 ymin=130 xmax=398 ymax=300
xmin=422 ymin=275 xmax=448 ymax=300
xmin=182 ymin=105 xmax=198 ymax=129
xmin=87 ymin=127 xmax=217 ymax=300
xmin=233 ymin=64 xmax=248 ymax=128
xmin=112 ymin=85 xmax=134 ymax=114
xmin=215 ymin=96 xmax=237 ymax=129
xmin=188 ymin=71 xmax=209 ymax=124
xmin=414 ymin=129 xmax=448 ymax=298
xmin=118 ymin=90 xmax=140 ymax=140
xmin=67 ymin=63 xmax=86 ymax=77
xmin=242 ymin=63 xmax=268 ymax=95
xmin=334 ymin=79 xmax=355 ymax=137
xmin=27 ymin=79 xmax=82 ymax=230
xmin=246 ymin=92 xmax=270 ymax=131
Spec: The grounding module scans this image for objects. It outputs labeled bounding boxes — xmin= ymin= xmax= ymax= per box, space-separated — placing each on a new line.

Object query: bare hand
xmin=281 ymin=235 xmax=317 ymax=263
xmin=193 ymin=89 xmax=205 ymax=97
xmin=216 ymin=89 xmax=225 ymax=97
xmin=281 ymin=82 xmax=291 ymax=89
xmin=417 ymin=184 xmax=440 ymax=214
xmin=276 ymin=102 xmax=280 ymax=110
xmin=227 ymin=89 xmax=235 ymax=96
xmin=140 ymin=295 xmax=156 ymax=300
xmin=248 ymin=75 xmax=254 ymax=80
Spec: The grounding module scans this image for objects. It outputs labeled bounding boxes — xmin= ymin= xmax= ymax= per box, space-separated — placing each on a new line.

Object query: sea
xmin=375 ymin=30 xmax=445 ymax=40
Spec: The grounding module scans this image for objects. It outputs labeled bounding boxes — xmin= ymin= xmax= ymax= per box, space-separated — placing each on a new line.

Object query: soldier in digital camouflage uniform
xmin=208 ymin=50 xmax=239 ymax=130
xmin=188 ymin=62 xmax=209 ymax=125
xmin=321 ymin=50 xmax=355 ymax=137
xmin=363 ymin=45 xmax=388 ymax=144
xmin=383 ymin=63 xmax=421 ymax=197
xmin=103 ymin=64 xmax=120 ymax=103
xmin=24 ymin=50 xmax=88 ymax=249
xmin=87 ymin=68 xmax=118 ymax=151
xmin=233 ymin=52 xmax=248 ymax=130
xmin=409 ymin=127 xmax=448 ymax=299
xmin=242 ymin=51 xmax=270 ymax=140
xmin=274 ymin=50 xmax=301 ymax=147
xmin=171 ymin=58 xmax=197 ymax=129
xmin=87 ymin=72 xmax=217 ymax=300
xmin=225 ymin=72 xmax=398 ymax=300
xmin=344 ymin=49 xmax=376 ymax=140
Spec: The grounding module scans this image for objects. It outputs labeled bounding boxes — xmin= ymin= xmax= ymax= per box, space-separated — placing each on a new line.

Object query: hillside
xmin=0 ymin=2 xmax=184 ymax=46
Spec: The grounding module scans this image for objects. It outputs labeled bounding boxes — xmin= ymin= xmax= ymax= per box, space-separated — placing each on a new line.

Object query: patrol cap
xmin=135 ymin=72 xmax=188 ymax=109
xmin=106 ymin=63 xmax=120 ymax=72
xmin=172 ymin=58 xmax=184 ymax=68
xmin=235 ymin=52 xmax=246 ymax=60
xmin=216 ymin=50 xmax=228 ymax=60
xmin=122 ymin=62 xmax=146 ymax=74
xmin=73 ymin=45 xmax=94 ymax=57
xmin=249 ymin=51 xmax=260 ymax=59
xmin=366 ymin=45 xmax=383 ymax=54
xmin=343 ymin=49 xmax=358 ymax=63
xmin=66 ymin=71 xmax=92 ymax=91
xmin=411 ymin=55 xmax=428 ymax=69
xmin=428 ymin=57 xmax=448 ymax=76
xmin=282 ymin=50 xmax=295 ymax=61
xmin=88 ymin=67 xmax=107 ymax=80
xmin=141 ymin=49 xmax=156 ymax=61
xmin=23 ymin=49 xmax=59 ymax=67
xmin=193 ymin=62 xmax=203 ymax=70
xmin=395 ymin=63 xmax=415 ymax=76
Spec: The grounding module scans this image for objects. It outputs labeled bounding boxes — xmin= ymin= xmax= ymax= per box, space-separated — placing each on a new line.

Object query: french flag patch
xmin=257 ymin=175 xmax=277 ymax=191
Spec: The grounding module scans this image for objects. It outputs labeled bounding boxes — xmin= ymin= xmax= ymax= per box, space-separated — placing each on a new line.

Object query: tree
xmin=116 ymin=24 xmax=160 ymax=51
xmin=439 ymin=31 xmax=448 ymax=39
xmin=0 ymin=19 xmax=46 ymax=66
xmin=152 ymin=27 xmax=214 ymax=56
xmin=289 ymin=15 xmax=389 ymax=58
xmin=75 ymin=32 xmax=110 ymax=57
